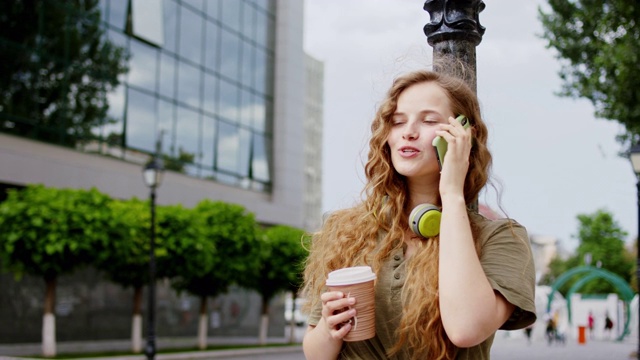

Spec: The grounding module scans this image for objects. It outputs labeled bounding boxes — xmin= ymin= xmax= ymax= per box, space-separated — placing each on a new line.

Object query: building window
xmin=1 ymin=0 xmax=275 ymax=192
xmin=130 ymin=0 xmax=165 ymax=47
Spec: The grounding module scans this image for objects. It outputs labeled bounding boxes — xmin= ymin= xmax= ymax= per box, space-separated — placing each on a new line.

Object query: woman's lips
xmin=398 ymin=146 xmax=420 ymax=158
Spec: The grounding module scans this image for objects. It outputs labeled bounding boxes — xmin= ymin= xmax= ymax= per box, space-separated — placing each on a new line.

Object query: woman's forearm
xmin=438 ymin=195 xmax=512 ymax=347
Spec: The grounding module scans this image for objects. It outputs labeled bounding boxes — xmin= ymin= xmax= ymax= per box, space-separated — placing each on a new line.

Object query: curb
xmin=0 ymin=346 xmax=303 ymax=360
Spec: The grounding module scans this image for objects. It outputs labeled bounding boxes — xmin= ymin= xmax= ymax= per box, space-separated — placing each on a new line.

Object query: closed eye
xmin=392 ymin=115 xmax=406 ymax=125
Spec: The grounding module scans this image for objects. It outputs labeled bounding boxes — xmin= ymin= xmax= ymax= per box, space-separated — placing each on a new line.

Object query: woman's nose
xmin=402 ymin=125 xmax=418 ymax=140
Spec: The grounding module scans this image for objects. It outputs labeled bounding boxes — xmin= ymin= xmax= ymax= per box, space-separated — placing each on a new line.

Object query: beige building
xmin=530 ymin=234 xmax=560 ymax=282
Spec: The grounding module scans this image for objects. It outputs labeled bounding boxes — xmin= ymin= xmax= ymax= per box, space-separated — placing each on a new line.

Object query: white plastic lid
xmin=326 ymin=266 xmax=377 ymax=286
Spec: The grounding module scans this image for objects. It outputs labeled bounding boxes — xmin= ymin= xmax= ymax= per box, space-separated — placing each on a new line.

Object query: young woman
xmin=302 ymin=65 xmax=536 ymax=360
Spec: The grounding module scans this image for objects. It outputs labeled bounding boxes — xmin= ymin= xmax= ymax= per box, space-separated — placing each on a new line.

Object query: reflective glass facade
xmin=0 ymin=0 xmax=307 ymax=229
xmin=0 ymin=1 xmax=318 ymax=345
xmin=98 ymin=0 xmax=275 ymax=191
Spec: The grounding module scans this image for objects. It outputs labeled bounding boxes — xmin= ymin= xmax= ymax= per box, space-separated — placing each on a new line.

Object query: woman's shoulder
xmin=469 ymin=210 xmax=528 ymax=241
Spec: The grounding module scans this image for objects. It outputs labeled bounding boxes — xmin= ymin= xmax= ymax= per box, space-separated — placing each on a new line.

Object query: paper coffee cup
xmin=326 ymin=266 xmax=376 ymax=341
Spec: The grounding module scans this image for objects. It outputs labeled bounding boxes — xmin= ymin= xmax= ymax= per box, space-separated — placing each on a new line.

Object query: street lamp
xmin=628 ymin=144 xmax=640 ymax=360
xmin=142 ymin=145 xmax=164 ymax=360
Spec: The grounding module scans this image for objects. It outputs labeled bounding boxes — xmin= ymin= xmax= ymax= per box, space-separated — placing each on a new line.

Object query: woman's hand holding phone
xmin=432 ymin=115 xmax=470 ymax=170
xmin=434 ymin=115 xmax=473 ymax=198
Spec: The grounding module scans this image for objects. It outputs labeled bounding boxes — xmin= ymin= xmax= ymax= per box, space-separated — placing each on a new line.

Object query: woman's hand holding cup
xmin=320 ymin=291 xmax=357 ymax=340
xmin=324 ymin=266 xmax=377 ymax=342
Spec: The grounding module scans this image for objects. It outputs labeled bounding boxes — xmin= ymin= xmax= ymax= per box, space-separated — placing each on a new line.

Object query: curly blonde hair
xmin=302 ymin=66 xmax=493 ymax=359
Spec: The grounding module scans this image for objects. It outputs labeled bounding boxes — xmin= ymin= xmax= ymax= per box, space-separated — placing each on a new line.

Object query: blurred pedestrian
xmin=524 ymin=323 xmax=534 ymax=345
xmin=604 ymin=313 xmax=614 ymax=339
xmin=545 ymin=316 xmax=556 ymax=345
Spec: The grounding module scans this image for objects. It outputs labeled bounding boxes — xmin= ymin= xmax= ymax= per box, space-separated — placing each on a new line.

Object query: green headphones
xmin=409 ymin=204 xmax=442 ymax=238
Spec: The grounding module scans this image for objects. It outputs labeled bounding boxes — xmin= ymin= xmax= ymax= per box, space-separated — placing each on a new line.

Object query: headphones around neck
xmin=408 ymin=204 xmax=441 ymax=238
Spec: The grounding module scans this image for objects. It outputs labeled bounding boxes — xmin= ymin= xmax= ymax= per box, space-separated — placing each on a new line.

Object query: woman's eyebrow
xmin=394 ymin=110 xmax=438 ymax=116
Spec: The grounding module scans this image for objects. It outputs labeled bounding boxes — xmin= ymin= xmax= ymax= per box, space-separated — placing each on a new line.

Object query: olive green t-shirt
xmin=307 ymin=212 xmax=537 ymax=359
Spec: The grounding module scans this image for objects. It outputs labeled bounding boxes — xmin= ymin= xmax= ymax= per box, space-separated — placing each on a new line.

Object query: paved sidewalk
xmin=0 ymin=336 xmax=300 ymax=359
xmin=3 ymin=329 xmax=637 ymax=360
xmin=0 ymin=347 xmax=303 ymax=360
xmin=491 ymin=332 xmax=637 ymax=360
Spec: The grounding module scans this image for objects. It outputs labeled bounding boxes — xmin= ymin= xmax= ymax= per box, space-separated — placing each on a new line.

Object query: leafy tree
xmin=156 ymin=203 xmax=216 ymax=350
xmin=251 ymin=225 xmax=308 ymax=344
xmin=156 ymin=204 xmax=214 ymax=283
xmin=172 ymin=200 xmax=260 ymax=350
xmin=98 ymin=200 xmax=215 ymax=353
xmin=538 ymin=1 xmax=640 ymax=149
xmin=574 ymin=209 xmax=632 ymax=293
xmin=0 ymin=0 xmax=128 ymax=147
xmin=540 ymin=209 xmax=632 ymax=296
xmin=95 ymin=198 xmax=150 ymax=353
xmin=0 ymin=185 xmax=114 ymax=357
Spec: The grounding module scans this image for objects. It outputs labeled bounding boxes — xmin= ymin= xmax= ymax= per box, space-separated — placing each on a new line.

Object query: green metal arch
xmin=567 ymin=272 xmax=632 ymax=341
xmin=546 ymin=266 xmax=636 ymax=342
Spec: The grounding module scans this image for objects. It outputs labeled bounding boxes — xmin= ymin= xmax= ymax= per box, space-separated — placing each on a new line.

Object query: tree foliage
xmin=251 ymin=225 xmax=308 ymax=344
xmin=253 ymin=225 xmax=309 ymax=302
xmin=540 ymin=209 xmax=633 ymax=295
xmin=0 ymin=184 xmax=308 ymax=352
xmin=0 ymin=0 xmax=128 ymax=147
xmin=0 ymin=184 xmax=116 ymax=356
xmin=156 ymin=203 xmax=215 ymax=282
xmin=0 ymin=185 xmax=114 ymax=281
xmin=575 ymin=209 xmax=631 ymax=286
xmin=538 ymin=0 xmax=640 ymax=150
xmin=96 ymin=198 xmax=150 ymax=288
xmin=172 ymin=200 xmax=260 ymax=298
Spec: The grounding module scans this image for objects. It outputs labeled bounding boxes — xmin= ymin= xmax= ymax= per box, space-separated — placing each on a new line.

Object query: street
xmin=222 ymin=337 xmax=637 ymax=360
xmin=491 ymin=332 xmax=636 ymax=360
xmin=203 ymin=326 xmax=637 ymax=360
xmin=236 ymin=326 xmax=637 ymax=360
xmin=1 ymin=326 xmax=635 ymax=360
xmin=215 ymin=349 xmax=303 ymax=360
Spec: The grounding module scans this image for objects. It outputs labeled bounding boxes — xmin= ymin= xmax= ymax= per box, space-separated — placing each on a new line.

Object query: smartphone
xmin=432 ymin=115 xmax=470 ymax=170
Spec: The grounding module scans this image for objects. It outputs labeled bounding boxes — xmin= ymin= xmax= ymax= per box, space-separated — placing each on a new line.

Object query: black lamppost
xmin=142 ymin=139 xmax=164 ymax=360
xmin=422 ymin=0 xmax=486 ymax=93
xmin=628 ymin=144 xmax=640 ymax=359
xmin=422 ymin=0 xmax=485 ymax=212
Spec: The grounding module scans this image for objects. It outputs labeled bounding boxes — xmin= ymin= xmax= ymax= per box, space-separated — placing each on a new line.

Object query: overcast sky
xmin=303 ymin=0 xmax=636 ymax=252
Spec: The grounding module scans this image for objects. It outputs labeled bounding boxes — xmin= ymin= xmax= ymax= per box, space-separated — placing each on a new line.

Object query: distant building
xmin=530 ymin=234 xmax=560 ymax=282
xmin=476 ymin=205 xmax=560 ymax=283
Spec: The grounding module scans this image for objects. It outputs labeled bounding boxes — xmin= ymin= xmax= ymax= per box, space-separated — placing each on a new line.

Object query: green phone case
xmin=432 ymin=115 xmax=470 ymax=170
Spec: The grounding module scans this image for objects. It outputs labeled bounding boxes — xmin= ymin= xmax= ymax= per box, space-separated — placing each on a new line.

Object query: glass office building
xmin=0 ymin=0 xmax=314 ymax=229
xmin=100 ymin=0 xmax=275 ymax=190
xmin=0 ymin=0 xmax=323 ymax=345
